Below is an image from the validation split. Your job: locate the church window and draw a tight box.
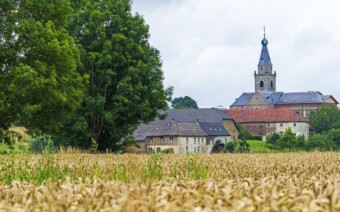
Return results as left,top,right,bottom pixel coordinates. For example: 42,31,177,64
270,81,273,88
260,81,264,88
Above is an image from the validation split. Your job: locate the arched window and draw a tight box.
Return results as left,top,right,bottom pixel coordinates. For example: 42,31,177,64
270,81,273,88
260,81,264,88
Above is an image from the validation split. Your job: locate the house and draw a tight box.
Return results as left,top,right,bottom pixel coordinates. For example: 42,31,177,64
224,108,310,140
132,108,238,154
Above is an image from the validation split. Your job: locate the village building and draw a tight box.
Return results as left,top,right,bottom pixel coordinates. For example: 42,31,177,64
132,108,238,154
230,30,338,117
224,108,310,140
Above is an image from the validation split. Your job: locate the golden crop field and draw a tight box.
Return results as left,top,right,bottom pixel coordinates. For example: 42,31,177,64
1,152,340,211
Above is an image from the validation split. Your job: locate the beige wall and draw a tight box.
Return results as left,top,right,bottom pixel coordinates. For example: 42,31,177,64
274,122,309,137
178,136,207,154
221,120,239,141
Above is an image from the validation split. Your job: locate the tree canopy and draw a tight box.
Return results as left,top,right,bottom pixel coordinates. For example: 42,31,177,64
0,0,87,135
309,104,340,134
56,0,168,150
171,96,198,109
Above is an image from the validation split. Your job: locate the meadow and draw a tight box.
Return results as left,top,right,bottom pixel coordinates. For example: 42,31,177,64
1,152,340,211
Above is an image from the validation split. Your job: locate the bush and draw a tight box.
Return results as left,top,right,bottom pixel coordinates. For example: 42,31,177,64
266,132,281,146
305,133,335,151
28,135,56,154
224,140,236,153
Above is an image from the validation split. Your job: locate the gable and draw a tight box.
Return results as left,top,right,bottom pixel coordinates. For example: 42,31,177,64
247,92,269,107
323,96,339,104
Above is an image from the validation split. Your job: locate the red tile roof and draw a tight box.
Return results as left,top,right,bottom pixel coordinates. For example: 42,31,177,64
223,108,309,123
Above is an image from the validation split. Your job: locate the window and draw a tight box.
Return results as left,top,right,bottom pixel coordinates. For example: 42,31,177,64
202,137,205,144
148,147,153,154
156,147,161,153
247,126,250,128
294,123,297,127
170,137,173,144
198,146,200,152
194,138,196,144
280,123,283,127
186,146,189,153
260,81,264,88
160,137,164,144
198,138,200,145
194,147,197,153
270,81,273,89
267,123,270,127
186,137,189,144
149,137,153,143
296,111,300,115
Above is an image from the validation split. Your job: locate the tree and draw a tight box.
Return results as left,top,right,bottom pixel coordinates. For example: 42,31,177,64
58,0,168,150
0,0,86,135
309,104,340,134
171,96,198,109
236,123,250,142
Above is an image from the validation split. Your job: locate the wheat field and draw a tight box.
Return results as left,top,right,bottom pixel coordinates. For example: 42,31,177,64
0,152,340,211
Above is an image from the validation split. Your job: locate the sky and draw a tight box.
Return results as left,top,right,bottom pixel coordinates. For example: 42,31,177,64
132,0,340,108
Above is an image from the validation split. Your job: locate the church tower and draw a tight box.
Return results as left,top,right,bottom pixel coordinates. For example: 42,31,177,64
254,28,276,92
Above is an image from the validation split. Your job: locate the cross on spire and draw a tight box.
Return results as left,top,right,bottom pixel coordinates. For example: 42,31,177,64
264,26,266,38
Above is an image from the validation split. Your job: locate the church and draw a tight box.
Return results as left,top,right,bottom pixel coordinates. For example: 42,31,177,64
230,31,338,117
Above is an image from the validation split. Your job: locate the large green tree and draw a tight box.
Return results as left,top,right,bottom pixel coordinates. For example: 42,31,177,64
309,104,340,134
171,96,198,109
58,0,168,150
0,0,86,135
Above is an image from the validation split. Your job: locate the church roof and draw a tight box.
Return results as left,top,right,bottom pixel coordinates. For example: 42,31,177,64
258,36,272,66
231,91,338,107
224,108,309,123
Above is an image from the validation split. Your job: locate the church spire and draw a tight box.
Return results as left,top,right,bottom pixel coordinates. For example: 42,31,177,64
258,27,272,66
254,28,276,92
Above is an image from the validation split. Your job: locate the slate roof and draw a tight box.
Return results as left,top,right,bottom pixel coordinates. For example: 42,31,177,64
199,122,231,136
133,109,232,141
231,91,338,106
224,108,309,123
161,108,233,122
258,38,272,65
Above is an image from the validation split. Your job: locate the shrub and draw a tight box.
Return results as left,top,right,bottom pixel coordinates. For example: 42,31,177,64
28,135,56,154
224,140,236,153
266,132,281,146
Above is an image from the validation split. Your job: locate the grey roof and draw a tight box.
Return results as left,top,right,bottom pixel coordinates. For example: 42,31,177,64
231,91,336,106
231,93,253,106
199,122,231,136
133,108,233,141
162,108,233,122
258,37,272,65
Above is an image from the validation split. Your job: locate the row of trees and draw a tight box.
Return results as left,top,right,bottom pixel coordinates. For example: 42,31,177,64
0,0,169,151
267,104,340,151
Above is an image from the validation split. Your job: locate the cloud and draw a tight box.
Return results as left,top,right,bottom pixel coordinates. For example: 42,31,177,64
132,0,340,108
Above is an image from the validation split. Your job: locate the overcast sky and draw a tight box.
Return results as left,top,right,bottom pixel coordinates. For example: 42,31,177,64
132,0,340,108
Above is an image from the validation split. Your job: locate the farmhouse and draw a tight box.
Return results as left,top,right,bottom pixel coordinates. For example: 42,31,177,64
224,108,309,140
133,108,238,154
